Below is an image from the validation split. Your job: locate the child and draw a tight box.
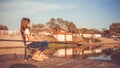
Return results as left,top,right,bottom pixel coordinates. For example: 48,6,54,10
20,18,49,61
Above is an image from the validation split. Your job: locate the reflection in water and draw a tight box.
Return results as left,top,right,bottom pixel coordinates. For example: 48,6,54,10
87,55,111,61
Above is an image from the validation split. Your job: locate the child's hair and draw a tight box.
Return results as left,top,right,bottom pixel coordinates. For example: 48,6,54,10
20,18,30,43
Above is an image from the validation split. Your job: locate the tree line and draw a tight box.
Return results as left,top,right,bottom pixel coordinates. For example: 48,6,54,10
32,18,120,38
0,18,120,38
102,22,120,38
32,18,101,34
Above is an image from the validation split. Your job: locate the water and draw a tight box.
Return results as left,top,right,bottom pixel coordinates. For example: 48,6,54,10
87,54,111,61
87,47,120,61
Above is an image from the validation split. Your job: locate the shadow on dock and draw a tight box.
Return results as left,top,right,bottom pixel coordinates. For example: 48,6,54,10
9,63,38,68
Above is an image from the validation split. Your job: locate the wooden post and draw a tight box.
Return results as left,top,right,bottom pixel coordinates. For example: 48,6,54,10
65,33,67,58
24,42,27,60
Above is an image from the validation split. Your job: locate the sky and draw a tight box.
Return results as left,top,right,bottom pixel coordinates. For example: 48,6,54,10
0,0,120,31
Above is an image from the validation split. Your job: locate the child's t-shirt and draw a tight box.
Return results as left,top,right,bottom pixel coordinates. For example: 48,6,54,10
24,28,32,44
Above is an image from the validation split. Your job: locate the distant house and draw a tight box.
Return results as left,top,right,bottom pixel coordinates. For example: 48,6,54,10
53,30,72,42
66,32,72,41
83,34,92,38
73,33,102,38
39,27,53,35
39,30,52,35
94,34,102,38
83,34,102,38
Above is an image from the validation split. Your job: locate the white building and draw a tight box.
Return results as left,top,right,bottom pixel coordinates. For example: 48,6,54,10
94,34,102,38
73,33,102,38
83,34,93,38
53,31,72,42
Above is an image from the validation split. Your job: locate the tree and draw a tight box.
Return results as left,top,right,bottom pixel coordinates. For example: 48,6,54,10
32,24,44,28
0,24,8,30
102,28,110,38
79,28,101,34
47,18,61,31
78,28,87,33
54,24,62,31
109,22,120,36
86,29,101,34
47,18,80,33
31,23,44,33
67,22,78,33
57,18,63,23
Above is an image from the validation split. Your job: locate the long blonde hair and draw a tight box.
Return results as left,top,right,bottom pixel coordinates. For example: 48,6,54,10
20,18,30,43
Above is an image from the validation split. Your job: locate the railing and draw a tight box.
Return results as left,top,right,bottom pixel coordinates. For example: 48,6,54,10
0,39,77,59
